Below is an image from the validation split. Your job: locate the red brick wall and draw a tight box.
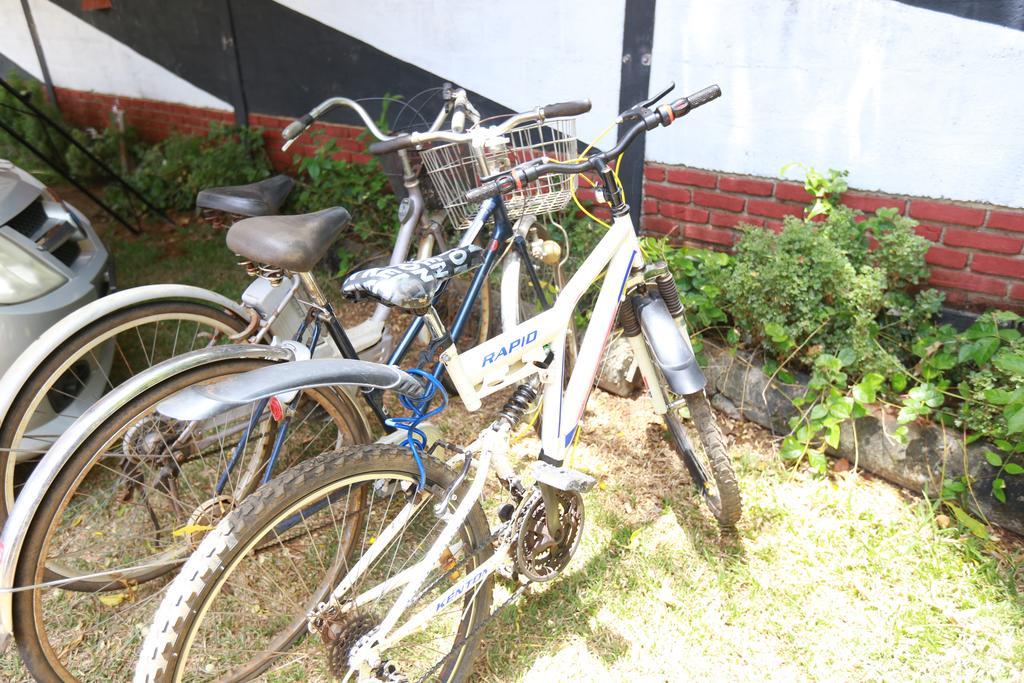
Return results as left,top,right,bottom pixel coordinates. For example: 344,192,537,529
641,163,1024,312
54,89,371,169
53,89,1022,312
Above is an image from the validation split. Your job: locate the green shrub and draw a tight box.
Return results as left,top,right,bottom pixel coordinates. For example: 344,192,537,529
105,122,271,214
0,72,69,181
287,132,398,253
656,167,1023,512
724,204,935,375
66,123,139,181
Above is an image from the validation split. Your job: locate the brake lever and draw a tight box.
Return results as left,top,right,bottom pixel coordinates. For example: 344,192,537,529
618,82,676,122
642,82,675,108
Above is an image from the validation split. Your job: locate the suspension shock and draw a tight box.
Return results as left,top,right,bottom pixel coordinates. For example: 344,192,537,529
618,298,642,337
497,383,538,429
654,270,685,318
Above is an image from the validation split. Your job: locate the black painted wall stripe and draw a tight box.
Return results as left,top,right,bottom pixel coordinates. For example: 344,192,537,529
49,0,511,130
894,0,1024,31
616,0,657,229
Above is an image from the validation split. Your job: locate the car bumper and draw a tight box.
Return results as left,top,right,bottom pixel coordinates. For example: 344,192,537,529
0,211,113,375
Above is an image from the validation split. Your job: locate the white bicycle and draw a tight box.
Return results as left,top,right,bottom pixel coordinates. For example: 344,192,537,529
133,82,740,682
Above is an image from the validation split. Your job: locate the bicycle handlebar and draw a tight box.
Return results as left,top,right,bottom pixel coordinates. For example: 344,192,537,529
365,98,592,155
464,85,720,203
539,99,592,119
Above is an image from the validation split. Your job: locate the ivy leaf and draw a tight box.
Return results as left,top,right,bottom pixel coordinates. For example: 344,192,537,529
942,478,966,496
945,503,989,539
958,337,1001,366
825,423,841,449
807,449,828,473
992,478,1007,504
780,436,804,461
1004,463,1024,475
984,388,1014,406
993,351,1024,377
830,399,853,421
983,450,1003,467
1006,403,1024,435
890,374,908,393
837,347,857,367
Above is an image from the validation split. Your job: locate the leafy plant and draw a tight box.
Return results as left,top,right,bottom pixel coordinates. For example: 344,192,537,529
655,165,1023,516
287,131,399,258
781,164,849,219
105,122,271,214
0,72,70,182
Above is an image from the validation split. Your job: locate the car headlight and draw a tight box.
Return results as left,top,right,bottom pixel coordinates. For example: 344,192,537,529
0,233,67,304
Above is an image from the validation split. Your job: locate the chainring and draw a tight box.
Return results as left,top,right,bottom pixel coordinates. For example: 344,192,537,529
514,488,584,582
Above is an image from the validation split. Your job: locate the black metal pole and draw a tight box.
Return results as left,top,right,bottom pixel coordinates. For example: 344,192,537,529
0,117,140,234
617,0,657,230
223,0,250,127
0,77,175,228
20,0,57,108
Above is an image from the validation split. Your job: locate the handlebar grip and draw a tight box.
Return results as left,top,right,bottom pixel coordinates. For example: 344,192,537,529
282,113,314,140
687,85,721,109
671,85,722,118
540,99,592,119
367,134,416,156
465,181,502,203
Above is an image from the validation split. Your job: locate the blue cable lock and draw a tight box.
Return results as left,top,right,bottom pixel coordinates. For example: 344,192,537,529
385,368,448,490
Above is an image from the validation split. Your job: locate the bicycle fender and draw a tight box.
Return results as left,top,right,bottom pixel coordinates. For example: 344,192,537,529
0,285,248,433
0,343,293,641
156,359,425,422
634,295,706,396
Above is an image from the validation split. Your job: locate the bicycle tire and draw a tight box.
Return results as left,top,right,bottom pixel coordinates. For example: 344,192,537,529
0,299,248,526
135,445,492,682
12,357,369,682
664,391,742,527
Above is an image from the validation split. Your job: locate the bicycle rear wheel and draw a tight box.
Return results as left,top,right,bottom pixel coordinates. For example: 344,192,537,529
12,358,368,682
135,445,492,682
0,299,248,525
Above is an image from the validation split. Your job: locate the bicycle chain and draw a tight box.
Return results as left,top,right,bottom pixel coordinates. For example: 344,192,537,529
414,583,528,683
407,495,541,682
340,490,545,680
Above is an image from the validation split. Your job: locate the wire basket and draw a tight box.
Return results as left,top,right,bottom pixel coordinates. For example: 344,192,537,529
420,118,579,229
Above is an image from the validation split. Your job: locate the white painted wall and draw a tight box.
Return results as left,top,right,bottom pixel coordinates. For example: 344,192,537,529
273,0,627,146
649,0,1024,208
2,0,1020,207
0,0,229,110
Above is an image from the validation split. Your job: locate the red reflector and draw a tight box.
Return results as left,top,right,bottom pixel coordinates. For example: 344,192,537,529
269,396,284,421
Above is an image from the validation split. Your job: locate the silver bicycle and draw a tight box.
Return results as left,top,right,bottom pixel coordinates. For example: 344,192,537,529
0,89,592,681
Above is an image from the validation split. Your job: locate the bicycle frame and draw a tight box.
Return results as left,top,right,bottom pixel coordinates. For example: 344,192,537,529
444,206,642,464
339,200,646,675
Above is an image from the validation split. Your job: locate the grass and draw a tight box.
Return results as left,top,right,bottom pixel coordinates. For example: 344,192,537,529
465,389,1024,682
2,198,1022,680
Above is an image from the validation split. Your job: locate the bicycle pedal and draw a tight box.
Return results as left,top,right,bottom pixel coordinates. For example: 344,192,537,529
532,461,596,493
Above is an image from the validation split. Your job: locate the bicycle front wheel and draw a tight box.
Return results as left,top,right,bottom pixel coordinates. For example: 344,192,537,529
0,299,248,524
664,391,742,527
136,445,493,683
12,358,368,682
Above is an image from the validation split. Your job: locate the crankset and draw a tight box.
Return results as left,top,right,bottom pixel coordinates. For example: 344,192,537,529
514,488,585,582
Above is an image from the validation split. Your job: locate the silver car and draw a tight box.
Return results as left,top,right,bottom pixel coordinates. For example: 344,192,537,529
0,159,114,375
